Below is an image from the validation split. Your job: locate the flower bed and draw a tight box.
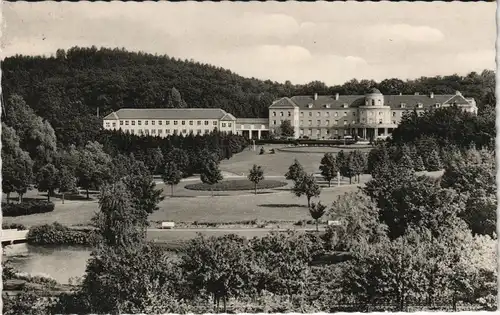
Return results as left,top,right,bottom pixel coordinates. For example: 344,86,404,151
184,179,287,191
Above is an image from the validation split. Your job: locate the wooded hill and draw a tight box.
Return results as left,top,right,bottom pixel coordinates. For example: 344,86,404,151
2,46,496,147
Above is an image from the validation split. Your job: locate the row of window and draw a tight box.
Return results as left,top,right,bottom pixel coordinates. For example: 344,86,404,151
122,129,214,135
299,129,339,136
272,109,425,118
106,121,232,128
275,119,400,126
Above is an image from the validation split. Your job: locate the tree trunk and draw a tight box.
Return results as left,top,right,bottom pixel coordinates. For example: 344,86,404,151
255,182,257,195
349,176,352,184
307,196,311,208
211,186,214,197
6,193,10,204
328,179,331,187
86,188,90,199
171,184,174,197
62,192,65,204
223,294,227,313
213,292,217,313
47,190,51,202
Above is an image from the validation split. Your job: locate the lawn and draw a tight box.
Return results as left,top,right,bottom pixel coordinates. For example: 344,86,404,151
219,144,370,176
2,182,363,228
184,179,287,191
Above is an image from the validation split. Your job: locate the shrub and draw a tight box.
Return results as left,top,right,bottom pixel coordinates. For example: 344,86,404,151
2,201,55,217
2,223,27,230
27,222,93,246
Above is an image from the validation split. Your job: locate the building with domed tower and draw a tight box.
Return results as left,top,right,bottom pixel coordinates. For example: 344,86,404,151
102,89,477,141
268,88,477,140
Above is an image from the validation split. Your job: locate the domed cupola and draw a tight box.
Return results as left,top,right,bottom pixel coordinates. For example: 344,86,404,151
365,87,384,106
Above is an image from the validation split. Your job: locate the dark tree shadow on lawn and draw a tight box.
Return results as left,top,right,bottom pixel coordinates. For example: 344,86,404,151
258,203,307,208
271,188,292,192
7,196,46,202
53,193,96,201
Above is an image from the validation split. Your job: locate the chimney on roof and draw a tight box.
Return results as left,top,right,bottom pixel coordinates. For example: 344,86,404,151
314,93,318,100
335,93,339,100
455,90,462,96
430,92,434,99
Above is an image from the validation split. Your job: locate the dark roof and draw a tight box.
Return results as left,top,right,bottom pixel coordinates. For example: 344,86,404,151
103,108,234,120
274,93,473,110
269,97,298,108
368,88,382,94
236,118,269,124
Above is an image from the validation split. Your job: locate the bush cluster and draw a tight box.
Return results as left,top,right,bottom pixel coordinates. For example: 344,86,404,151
2,201,55,217
2,223,27,230
27,222,93,246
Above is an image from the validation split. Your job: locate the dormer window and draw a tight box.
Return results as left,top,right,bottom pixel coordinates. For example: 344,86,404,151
307,103,313,108
400,103,406,109
435,103,441,108
324,104,331,108
343,103,349,108
417,103,423,108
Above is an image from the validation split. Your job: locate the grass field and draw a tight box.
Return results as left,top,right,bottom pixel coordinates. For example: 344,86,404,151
219,144,370,176
2,182,363,228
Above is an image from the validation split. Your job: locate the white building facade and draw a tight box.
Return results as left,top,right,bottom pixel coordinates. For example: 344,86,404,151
102,108,236,137
102,90,477,141
269,89,478,140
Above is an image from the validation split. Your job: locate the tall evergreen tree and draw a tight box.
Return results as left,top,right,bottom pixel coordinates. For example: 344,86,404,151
200,159,223,196
285,159,305,183
426,149,442,172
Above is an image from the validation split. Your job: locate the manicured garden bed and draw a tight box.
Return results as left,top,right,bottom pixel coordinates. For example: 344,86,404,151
184,179,288,191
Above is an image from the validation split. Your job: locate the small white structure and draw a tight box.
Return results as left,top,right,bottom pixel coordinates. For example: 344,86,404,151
327,220,342,226
161,222,175,229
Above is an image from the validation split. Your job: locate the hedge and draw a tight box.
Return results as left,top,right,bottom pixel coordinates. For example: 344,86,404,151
255,139,357,146
27,223,93,246
2,223,27,230
2,201,55,217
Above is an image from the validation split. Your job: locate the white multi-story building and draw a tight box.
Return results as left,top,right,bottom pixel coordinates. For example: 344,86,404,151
269,89,478,139
102,108,236,136
103,89,477,140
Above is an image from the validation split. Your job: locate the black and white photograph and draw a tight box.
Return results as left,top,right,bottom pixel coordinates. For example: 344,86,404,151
1,1,497,314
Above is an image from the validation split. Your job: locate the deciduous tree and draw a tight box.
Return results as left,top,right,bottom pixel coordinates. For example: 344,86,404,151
292,173,321,208
319,153,338,187
309,201,327,232
35,163,59,201
162,161,182,196
57,166,77,204
248,164,265,195
181,234,253,313
280,120,295,137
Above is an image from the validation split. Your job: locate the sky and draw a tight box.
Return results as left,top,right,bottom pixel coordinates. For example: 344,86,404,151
1,2,496,85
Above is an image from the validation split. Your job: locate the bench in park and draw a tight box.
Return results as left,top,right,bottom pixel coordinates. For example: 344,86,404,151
160,222,175,229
